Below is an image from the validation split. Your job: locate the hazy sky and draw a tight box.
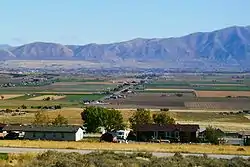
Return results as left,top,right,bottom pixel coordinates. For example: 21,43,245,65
0,0,249,45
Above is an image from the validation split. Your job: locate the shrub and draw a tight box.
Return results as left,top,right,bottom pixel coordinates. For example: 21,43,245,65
174,152,183,158
237,148,245,151
135,152,153,159
5,109,13,113
160,108,169,111
175,93,183,97
0,153,8,160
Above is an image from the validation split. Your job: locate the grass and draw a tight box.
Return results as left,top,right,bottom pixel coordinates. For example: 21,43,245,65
0,153,8,160
173,112,250,123
145,79,250,91
0,107,84,124
0,94,24,100
27,95,66,101
0,140,250,155
0,108,249,127
10,95,33,100
55,78,106,82
0,99,79,109
64,94,104,102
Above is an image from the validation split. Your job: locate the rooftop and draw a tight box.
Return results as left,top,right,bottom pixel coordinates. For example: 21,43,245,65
3,125,84,133
136,124,200,132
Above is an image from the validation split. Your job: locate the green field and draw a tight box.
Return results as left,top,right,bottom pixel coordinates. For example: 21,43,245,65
64,94,104,101
144,79,250,91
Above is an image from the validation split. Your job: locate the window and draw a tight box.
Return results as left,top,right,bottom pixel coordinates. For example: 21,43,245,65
61,133,64,138
33,133,36,137
175,131,179,138
43,133,46,138
53,133,56,138
165,132,170,138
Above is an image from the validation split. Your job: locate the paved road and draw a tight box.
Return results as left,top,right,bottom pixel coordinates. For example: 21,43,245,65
96,84,134,102
0,147,249,159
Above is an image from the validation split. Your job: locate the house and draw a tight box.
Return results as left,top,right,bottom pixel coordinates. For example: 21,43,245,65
3,125,85,141
22,125,85,141
135,124,200,143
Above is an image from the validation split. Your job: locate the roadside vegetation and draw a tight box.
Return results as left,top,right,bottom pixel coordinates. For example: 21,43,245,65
0,151,250,167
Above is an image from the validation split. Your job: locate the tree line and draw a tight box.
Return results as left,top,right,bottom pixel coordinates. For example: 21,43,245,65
32,111,68,126
81,107,175,133
81,106,221,144
31,106,221,144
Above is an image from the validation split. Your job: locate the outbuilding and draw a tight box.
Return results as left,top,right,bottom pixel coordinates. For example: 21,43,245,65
22,125,85,141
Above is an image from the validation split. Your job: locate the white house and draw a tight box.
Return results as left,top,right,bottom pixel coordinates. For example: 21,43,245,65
2,125,85,141
22,125,85,141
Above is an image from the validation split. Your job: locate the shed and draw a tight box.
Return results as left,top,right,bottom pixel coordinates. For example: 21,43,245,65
22,125,85,141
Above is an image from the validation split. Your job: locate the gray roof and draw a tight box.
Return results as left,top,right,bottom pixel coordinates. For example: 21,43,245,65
3,125,83,133
136,124,200,132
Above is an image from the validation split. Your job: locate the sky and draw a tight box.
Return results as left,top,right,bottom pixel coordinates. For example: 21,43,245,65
0,0,249,46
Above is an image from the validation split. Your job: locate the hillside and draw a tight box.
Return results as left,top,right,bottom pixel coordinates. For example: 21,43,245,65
1,26,250,69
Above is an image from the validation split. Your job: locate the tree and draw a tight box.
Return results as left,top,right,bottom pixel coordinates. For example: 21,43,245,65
81,106,125,133
153,112,175,125
81,106,105,132
103,108,125,131
21,104,27,109
33,111,50,125
129,108,152,131
43,97,51,101
204,126,223,144
52,114,68,125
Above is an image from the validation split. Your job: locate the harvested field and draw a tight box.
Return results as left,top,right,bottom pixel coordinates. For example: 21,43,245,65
185,102,250,110
178,121,250,131
145,88,194,92
28,95,66,101
106,93,187,108
0,94,24,100
195,91,250,97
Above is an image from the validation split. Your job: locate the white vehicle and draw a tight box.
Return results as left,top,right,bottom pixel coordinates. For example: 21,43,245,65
116,130,130,140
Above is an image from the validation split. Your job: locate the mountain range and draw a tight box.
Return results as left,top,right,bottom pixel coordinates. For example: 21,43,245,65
1,26,250,69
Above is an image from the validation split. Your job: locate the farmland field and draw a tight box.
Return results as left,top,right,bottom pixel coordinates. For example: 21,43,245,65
0,94,24,100
145,88,195,92
64,94,104,101
185,101,250,110
195,91,250,97
27,95,66,101
1,72,250,133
